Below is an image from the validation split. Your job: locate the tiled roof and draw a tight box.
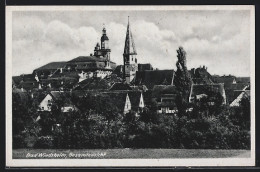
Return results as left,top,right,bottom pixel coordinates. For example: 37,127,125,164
230,90,250,106
226,83,249,90
236,77,250,83
134,70,175,89
112,65,124,78
189,67,214,84
130,85,148,92
50,69,79,79
189,84,226,102
75,78,111,90
152,85,177,98
49,91,74,107
138,63,153,71
34,62,66,71
109,82,132,91
68,56,107,63
225,84,250,104
212,76,236,87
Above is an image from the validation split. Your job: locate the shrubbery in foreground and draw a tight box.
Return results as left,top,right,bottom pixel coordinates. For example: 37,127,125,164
12,92,250,149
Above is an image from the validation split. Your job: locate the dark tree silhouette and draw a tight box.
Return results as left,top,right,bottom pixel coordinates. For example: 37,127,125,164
173,47,192,115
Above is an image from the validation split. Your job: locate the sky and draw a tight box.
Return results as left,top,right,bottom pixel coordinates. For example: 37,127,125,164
12,9,251,76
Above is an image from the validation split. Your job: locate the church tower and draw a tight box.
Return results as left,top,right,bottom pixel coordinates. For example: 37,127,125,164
94,26,111,68
123,17,138,84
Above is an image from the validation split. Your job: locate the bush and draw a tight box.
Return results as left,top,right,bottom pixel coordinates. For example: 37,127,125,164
34,136,54,149
13,134,26,149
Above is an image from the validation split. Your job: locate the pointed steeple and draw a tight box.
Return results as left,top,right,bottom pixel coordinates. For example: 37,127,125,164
124,16,137,55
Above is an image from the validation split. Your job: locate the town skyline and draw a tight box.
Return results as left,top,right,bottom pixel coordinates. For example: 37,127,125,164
12,10,251,77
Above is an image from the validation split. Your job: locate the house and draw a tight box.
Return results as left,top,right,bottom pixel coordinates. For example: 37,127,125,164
189,66,214,84
127,91,145,113
38,91,78,112
227,85,250,107
33,61,67,80
73,77,112,91
189,84,226,105
230,90,250,107
101,91,145,114
12,74,39,91
151,85,178,114
157,94,178,114
65,27,116,79
212,75,237,88
130,85,148,92
236,77,250,84
134,70,175,89
225,84,250,104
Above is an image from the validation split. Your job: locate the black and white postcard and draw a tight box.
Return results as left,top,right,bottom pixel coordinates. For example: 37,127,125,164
6,5,255,167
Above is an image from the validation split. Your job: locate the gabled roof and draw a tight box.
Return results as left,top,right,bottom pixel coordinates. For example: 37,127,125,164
109,82,132,91
230,90,250,106
49,91,74,107
189,84,225,102
134,70,175,89
225,84,250,104
34,62,66,71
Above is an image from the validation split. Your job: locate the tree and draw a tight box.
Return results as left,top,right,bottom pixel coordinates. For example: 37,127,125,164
172,47,193,147
173,47,193,115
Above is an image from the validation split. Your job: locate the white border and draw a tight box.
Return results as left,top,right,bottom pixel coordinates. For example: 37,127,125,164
6,5,255,167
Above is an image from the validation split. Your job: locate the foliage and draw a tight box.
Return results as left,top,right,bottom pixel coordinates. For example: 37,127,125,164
173,47,192,115
13,89,250,149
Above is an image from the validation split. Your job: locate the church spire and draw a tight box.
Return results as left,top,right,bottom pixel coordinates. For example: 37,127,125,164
123,16,137,55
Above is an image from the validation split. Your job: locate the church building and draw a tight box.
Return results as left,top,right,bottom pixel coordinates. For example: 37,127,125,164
66,26,116,80
123,17,138,84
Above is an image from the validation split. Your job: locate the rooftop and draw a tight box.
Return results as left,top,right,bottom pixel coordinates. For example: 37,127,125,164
34,62,66,71
134,70,175,89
